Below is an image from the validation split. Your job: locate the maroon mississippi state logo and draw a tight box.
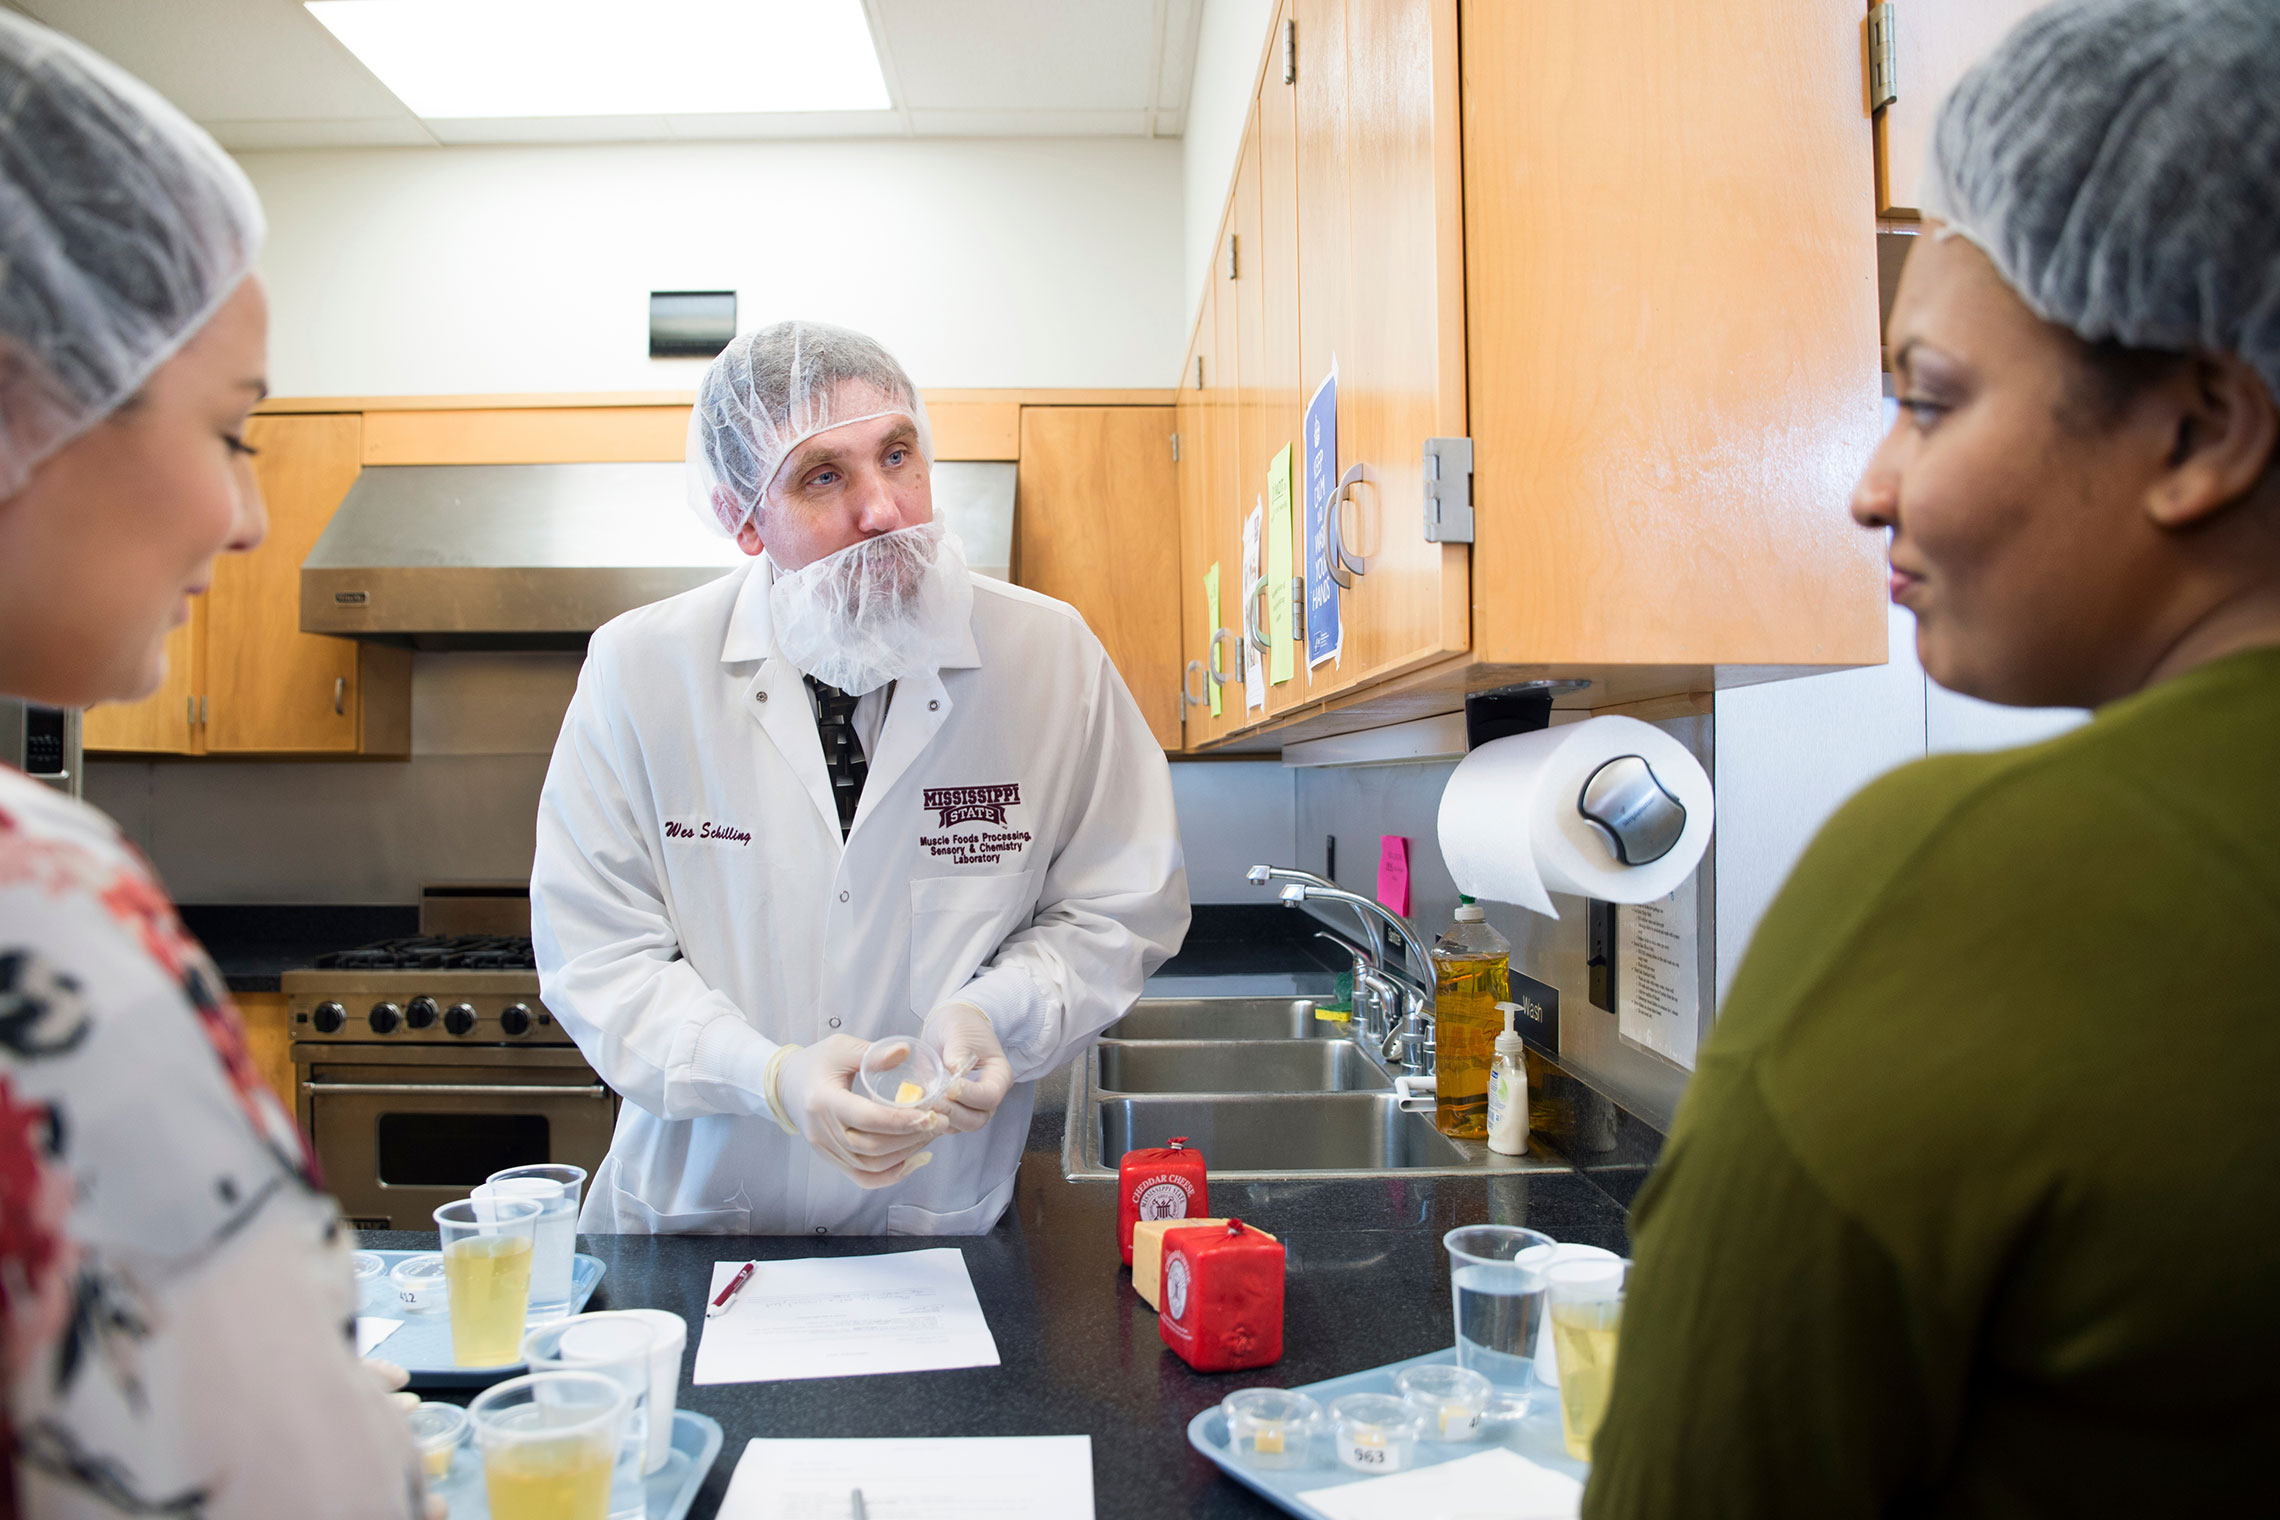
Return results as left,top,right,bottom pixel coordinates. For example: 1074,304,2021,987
924,783,1021,830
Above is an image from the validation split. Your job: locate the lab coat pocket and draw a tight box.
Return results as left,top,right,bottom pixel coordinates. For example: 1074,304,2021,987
908,871,1038,1017
884,1172,1018,1237
604,1184,752,1237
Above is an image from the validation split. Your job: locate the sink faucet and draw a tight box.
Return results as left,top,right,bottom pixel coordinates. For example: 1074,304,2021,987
1245,864,1384,964
1270,878,1437,1079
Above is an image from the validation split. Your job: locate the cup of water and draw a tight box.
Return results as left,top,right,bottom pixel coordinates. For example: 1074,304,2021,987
523,1315,660,1520
479,1167,582,1322
1443,1225,1556,1388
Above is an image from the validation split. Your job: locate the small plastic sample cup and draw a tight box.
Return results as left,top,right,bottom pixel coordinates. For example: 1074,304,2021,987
351,1251,388,1313
858,1037,951,1108
405,1400,468,1482
392,1253,449,1314
1220,1388,1321,1470
1394,1363,1495,1443
434,1196,542,1367
468,1370,628,1520
1327,1393,1421,1474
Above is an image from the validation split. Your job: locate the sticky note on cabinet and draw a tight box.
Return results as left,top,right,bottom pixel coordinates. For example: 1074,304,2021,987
1267,445,1295,685
1132,1217,1228,1309
1378,835,1410,917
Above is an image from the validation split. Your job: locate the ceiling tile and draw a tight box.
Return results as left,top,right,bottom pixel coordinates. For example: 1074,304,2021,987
874,0,1156,113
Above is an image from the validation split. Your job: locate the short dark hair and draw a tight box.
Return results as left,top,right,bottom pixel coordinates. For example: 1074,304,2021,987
2055,333,2190,435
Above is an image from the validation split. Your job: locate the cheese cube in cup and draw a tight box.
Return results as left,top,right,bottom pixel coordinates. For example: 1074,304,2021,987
859,1038,951,1107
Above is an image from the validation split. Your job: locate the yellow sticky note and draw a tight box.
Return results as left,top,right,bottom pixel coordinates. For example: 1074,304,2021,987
1203,562,1223,718
1267,446,1295,685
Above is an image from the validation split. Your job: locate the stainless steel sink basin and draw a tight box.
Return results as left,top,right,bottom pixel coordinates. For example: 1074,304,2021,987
1102,997,1338,1041
1092,1094,1465,1173
1095,1039,1391,1094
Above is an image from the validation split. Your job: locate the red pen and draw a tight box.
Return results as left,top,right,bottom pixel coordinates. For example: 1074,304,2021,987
707,1260,757,1318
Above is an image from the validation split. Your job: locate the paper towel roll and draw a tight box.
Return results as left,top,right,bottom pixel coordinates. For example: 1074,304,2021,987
1436,715,1713,918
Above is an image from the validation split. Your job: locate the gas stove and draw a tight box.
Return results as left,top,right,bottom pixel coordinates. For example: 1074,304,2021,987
312,934,538,972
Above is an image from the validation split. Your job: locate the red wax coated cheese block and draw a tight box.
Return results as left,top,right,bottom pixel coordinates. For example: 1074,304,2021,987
1158,1219,1284,1373
1118,1135,1208,1265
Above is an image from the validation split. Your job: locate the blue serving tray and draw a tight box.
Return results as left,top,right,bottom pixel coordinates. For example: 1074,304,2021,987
436,1409,723,1520
362,1249,607,1388
1185,1347,1587,1520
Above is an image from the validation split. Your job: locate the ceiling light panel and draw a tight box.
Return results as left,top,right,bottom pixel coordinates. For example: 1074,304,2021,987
305,0,890,118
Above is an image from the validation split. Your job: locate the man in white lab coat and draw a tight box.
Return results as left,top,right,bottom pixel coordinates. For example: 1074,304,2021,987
532,321,1189,1235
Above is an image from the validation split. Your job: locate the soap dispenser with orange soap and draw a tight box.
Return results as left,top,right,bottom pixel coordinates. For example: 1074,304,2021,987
1429,897,1509,1140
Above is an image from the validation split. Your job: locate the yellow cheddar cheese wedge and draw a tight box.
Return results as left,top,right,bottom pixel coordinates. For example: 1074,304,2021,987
895,1081,924,1105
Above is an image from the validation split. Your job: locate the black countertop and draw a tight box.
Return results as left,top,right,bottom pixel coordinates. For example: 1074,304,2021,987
369,1054,1644,1518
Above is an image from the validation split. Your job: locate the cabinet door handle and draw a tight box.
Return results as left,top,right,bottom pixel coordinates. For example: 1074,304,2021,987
1330,465,1372,587
1245,575,1273,654
333,676,346,715
1207,628,1240,686
1182,660,1207,709
301,1082,609,1099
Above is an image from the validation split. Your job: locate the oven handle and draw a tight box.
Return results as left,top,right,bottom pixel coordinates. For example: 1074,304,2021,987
302,1082,609,1098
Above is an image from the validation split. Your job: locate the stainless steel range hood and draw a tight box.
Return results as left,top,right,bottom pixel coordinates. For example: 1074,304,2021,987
301,460,1017,650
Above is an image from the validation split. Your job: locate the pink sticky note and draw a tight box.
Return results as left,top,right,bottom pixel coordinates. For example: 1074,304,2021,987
1377,834,1411,918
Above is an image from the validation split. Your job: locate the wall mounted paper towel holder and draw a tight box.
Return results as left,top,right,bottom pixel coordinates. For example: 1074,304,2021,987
1464,680,1590,749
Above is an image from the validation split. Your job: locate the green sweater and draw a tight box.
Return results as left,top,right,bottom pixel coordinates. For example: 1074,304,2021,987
1584,647,2280,1519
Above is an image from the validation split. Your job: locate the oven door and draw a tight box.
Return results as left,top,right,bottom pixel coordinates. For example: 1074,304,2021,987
298,1044,617,1231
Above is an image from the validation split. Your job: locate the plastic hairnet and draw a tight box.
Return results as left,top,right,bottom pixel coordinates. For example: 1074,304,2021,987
0,12,265,500
1923,0,2280,402
686,320,933,537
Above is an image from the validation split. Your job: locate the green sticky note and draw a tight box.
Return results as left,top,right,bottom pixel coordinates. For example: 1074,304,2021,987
1267,444,1295,685
1203,562,1223,717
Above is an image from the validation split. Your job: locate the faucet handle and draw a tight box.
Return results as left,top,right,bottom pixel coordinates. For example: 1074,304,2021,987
1246,864,1274,885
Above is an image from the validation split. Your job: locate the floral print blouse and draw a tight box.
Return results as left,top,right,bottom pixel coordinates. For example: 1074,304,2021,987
0,769,418,1518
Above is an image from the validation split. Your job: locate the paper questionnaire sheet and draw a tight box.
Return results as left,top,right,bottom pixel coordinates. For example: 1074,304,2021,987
692,1248,1001,1385
718,1436,1094,1519
1299,1447,1581,1519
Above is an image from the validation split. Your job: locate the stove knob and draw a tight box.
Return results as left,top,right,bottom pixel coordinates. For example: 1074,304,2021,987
405,996,439,1030
312,1001,346,1035
368,1001,402,1035
500,1003,532,1037
444,1003,477,1037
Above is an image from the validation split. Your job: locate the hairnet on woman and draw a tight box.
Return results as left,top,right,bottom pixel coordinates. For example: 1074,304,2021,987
0,12,421,1515
1584,3,2280,1516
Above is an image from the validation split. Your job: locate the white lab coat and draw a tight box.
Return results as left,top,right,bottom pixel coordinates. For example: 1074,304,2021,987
531,559,1189,1236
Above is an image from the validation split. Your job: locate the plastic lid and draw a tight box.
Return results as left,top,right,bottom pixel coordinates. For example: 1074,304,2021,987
1454,902,1485,922
406,1400,468,1450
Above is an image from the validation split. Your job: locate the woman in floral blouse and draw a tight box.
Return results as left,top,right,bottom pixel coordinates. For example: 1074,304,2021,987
0,13,420,1516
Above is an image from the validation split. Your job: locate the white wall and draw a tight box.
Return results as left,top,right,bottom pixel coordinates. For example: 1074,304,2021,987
1180,0,1276,324
239,136,1186,397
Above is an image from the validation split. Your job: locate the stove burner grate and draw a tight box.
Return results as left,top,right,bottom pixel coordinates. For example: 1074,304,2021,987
312,935,537,972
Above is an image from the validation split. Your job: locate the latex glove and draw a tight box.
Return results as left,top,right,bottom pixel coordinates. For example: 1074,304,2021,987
921,1002,1015,1134
768,1035,946,1187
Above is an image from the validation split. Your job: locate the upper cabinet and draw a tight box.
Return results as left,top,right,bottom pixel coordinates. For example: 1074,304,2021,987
83,412,412,757
1178,0,1891,748
1871,0,2047,218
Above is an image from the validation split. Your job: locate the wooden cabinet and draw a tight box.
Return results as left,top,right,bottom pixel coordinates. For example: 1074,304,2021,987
1178,285,1244,748
234,990,295,1110
1871,0,2044,217
1175,0,1889,749
83,412,411,757
1015,407,1182,749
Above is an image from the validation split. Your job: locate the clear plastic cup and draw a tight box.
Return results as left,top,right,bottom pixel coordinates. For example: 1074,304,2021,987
1328,1393,1421,1474
434,1196,541,1367
476,1176,575,1321
1394,1363,1495,1444
392,1253,449,1314
567,1308,687,1475
1443,1225,1556,1388
523,1316,657,1520
1522,1242,1620,1387
351,1251,388,1314
858,1037,952,1107
1220,1388,1321,1470
405,1400,469,1483
1545,1257,1628,1462
468,1370,628,1520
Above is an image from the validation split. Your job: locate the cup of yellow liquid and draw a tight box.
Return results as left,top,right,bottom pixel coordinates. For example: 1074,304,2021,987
468,1370,628,1520
434,1196,542,1367
1545,1257,1628,1462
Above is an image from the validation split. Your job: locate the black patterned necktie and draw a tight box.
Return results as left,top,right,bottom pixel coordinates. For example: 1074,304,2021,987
806,677,868,839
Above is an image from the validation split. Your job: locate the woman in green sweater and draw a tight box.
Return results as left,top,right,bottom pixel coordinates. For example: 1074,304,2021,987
1584,2,2280,1516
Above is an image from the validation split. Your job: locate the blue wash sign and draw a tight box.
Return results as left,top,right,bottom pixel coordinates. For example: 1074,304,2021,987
1303,362,1342,668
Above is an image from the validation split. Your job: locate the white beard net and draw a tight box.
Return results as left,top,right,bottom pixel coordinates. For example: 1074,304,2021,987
767,522,975,697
